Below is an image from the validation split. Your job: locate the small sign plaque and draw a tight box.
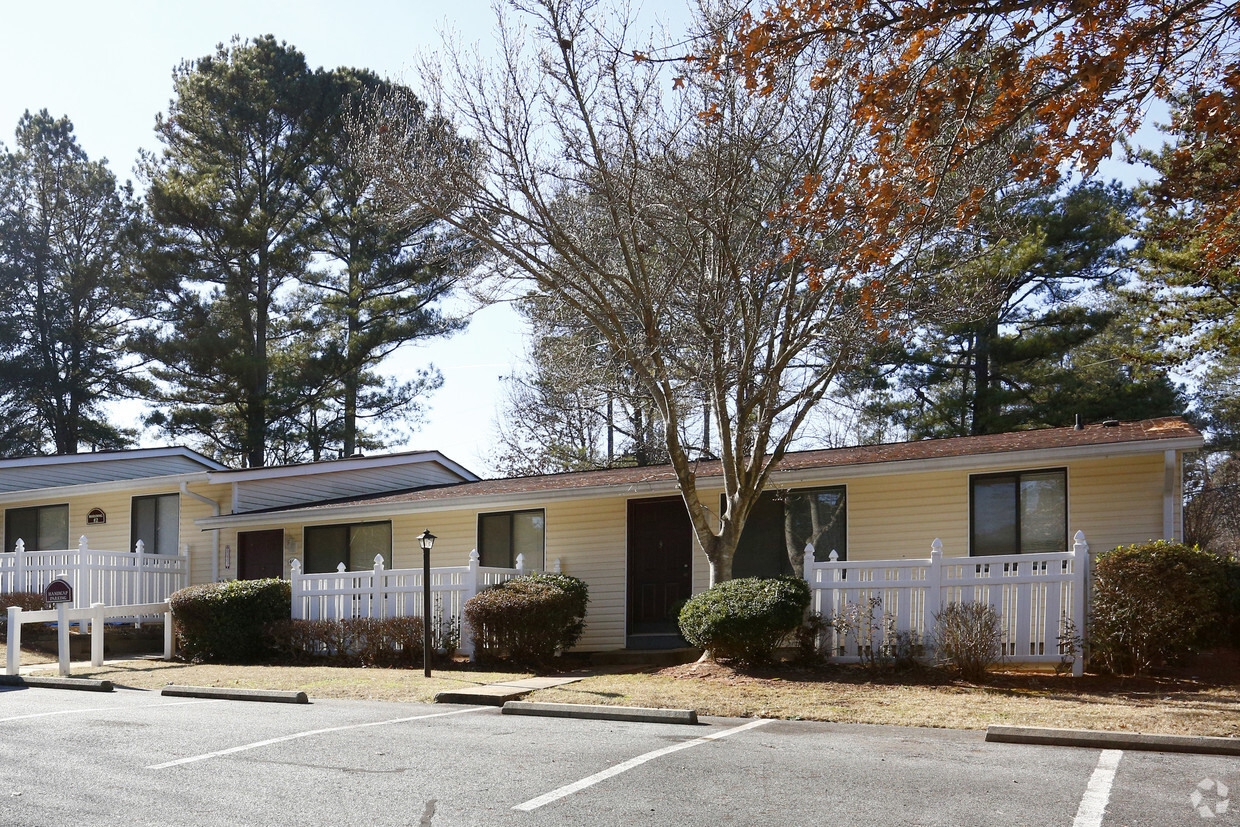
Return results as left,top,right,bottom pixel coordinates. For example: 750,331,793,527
86,508,106,525
44,578,73,605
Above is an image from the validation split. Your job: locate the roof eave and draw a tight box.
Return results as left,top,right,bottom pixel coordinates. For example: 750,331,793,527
194,435,1202,530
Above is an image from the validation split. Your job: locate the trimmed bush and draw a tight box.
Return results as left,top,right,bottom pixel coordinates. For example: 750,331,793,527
0,591,46,633
1219,555,1240,648
464,572,589,667
266,616,426,666
1090,541,1225,675
933,601,1003,681
169,578,291,663
677,576,810,665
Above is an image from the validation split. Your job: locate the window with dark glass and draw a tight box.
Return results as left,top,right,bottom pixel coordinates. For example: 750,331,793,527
970,469,1067,556
731,486,847,579
131,494,180,556
478,510,545,569
4,504,69,553
304,521,392,573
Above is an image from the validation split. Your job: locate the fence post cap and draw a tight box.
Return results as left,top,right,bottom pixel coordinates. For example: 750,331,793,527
515,553,525,571
931,538,944,555
828,549,838,562
290,558,302,574
468,548,480,564
374,554,385,567
14,538,23,553
135,539,145,554
1073,529,1087,542
336,562,347,573
552,557,562,574
79,535,89,550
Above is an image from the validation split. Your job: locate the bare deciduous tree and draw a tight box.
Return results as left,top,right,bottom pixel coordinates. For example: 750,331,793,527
352,0,981,583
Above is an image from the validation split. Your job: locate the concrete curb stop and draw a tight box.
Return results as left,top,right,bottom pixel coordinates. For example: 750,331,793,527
502,700,698,724
0,674,114,692
161,684,309,704
986,725,1240,756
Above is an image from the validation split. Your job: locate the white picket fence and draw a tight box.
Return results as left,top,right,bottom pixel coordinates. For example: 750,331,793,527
0,536,190,611
804,531,1090,676
290,550,559,659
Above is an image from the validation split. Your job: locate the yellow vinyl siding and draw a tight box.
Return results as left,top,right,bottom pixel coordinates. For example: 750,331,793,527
198,445,1184,653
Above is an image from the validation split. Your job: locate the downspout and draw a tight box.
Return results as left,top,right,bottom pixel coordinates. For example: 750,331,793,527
181,483,222,582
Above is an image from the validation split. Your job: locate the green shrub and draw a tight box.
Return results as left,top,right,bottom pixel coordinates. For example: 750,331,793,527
1219,556,1240,648
169,578,291,663
677,576,810,665
1090,541,1225,675
0,592,46,633
464,572,589,667
933,601,1004,681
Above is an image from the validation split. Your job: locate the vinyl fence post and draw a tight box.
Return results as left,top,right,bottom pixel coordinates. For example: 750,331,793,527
372,555,386,620
90,602,105,667
77,536,90,632
6,606,20,676
1072,531,1089,678
14,538,26,593
57,601,70,677
925,539,943,648
163,600,174,660
134,539,146,618
460,549,480,661
515,553,525,575
289,559,303,620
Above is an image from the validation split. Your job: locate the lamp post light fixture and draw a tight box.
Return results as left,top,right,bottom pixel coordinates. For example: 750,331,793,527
418,529,437,678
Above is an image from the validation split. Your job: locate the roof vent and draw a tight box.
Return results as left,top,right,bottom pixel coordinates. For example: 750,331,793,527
1074,414,1083,431
1102,419,1120,427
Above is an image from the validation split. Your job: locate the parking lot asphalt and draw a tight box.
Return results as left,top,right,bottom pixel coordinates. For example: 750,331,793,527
2,685,1236,826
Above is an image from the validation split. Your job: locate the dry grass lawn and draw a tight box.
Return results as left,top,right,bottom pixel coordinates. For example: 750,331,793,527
0,642,56,666
532,660,1240,737
6,641,1238,737
11,651,529,703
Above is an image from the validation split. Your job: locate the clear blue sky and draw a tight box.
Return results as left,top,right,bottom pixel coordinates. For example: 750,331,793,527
0,0,689,475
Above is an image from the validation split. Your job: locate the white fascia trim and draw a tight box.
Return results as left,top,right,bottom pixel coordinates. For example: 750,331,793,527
0,446,226,471
206,451,478,483
761,436,1204,489
194,436,1201,530
0,472,213,506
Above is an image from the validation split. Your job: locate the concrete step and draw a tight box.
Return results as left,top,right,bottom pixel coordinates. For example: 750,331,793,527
583,647,701,667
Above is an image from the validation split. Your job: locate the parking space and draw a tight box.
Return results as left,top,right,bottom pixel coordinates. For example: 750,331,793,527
1,686,1236,825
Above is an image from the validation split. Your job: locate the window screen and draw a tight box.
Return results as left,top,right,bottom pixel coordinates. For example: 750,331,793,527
131,494,180,555
478,510,545,569
970,469,1067,556
732,486,847,578
5,504,69,553
303,522,392,573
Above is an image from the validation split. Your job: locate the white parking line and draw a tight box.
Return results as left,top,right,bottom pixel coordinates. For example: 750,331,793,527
1072,749,1123,827
514,718,772,812
0,699,224,723
146,705,491,769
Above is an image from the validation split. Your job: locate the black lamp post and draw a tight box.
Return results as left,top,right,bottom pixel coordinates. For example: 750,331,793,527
419,529,436,678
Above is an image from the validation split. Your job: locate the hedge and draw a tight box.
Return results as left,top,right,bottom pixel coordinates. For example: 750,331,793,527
0,591,45,633
1090,541,1226,675
464,572,589,667
168,578,291,662
678,576,810,664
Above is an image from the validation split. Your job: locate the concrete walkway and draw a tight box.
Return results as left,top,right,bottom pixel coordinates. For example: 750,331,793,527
434,675,581,705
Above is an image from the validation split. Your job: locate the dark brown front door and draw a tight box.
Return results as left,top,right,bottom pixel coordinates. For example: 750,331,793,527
627,497,693,641
237,529,284,580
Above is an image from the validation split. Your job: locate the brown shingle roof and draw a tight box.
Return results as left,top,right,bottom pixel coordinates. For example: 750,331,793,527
255,417,1199,515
